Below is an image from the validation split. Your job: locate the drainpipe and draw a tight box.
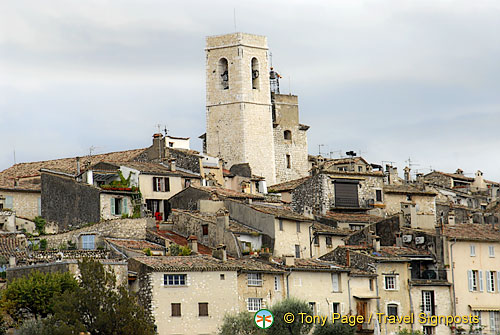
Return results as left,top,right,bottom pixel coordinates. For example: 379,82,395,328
450,237,457,335
408,278,414,334
309,224,314,258
285,269,292,298
347,275,352,314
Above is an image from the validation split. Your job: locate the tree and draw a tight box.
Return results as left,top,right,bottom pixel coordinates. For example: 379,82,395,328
46,258,156,335
313,320,355,335
267,298,314,335
219,311,264,335
0,271,77,323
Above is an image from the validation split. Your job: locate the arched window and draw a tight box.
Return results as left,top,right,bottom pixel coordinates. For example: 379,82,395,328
284,130,292,140
251,57,259,90
218,58,229,90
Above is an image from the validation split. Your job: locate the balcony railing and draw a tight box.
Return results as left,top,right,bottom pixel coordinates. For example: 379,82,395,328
411,269,447,281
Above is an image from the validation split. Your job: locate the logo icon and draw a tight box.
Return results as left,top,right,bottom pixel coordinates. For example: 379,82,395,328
254,309,274,329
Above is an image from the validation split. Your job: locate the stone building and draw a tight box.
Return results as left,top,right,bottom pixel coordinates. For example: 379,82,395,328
205,32,309,187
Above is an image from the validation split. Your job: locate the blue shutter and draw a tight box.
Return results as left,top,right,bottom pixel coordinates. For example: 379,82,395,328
5,196,13,210
110,198,115,215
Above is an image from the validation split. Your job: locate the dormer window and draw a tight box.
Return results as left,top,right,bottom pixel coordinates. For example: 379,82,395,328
218,58,229,90
251,57,259,89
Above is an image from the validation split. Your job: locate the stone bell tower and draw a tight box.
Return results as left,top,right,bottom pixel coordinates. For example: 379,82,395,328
205,32,276,185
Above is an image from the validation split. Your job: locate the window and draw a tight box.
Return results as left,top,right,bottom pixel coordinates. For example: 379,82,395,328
489,246,495,257
387,304,398,317
274,276,281,291
406,195,412,201
326,236,332,247
313,235,319,246
247,298,262,312
198,302,208,317
308,302,317,315
202,224,209,236
164,274,186,286
358,166,363,172
284,130,292,140
332,303,341,314
421,291,435,316
153,177,170,192
81,235,95,250
376,189,383,202
111,198,123,215
468,270,483,292
384,275,397,290
220,274,225,280
168,142,174,147
251,57,260,89
295,245,301,258
248,273,262,286
171,303,181,317
296,222,301,232
4,196,13,210
470,245,476,257
184,179,191,188
332,273,340,292
334,180,359,208
286,154,291,169
279,219,283,231
219,58,229,90
369,279,374,291
473,311,482,333
423,326,434,335
486,271,496,292
490,311,499,334
349,224,364,231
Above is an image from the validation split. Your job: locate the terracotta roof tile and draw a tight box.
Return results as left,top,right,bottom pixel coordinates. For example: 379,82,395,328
106,238,165,251
383,185,436,196
189,184,265,200
322,212,383,223
444,224,500,242
250,205,312,221
268,176,311,192
151,229,213,255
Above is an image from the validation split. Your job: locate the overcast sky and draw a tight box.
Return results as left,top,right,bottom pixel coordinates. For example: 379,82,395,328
1,0,499,181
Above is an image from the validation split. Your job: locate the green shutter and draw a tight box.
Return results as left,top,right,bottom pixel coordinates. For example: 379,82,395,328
110,198,115,215
123,198,128,215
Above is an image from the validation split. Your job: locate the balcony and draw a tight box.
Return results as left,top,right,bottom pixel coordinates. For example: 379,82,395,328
411,269,448,284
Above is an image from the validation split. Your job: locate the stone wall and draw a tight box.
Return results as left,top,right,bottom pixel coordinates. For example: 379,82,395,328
169,187,210,211
43,218,150,249
0,190,40,220
165,148,200,174
291,173,329,215
424,172,452,188
41,172,100,230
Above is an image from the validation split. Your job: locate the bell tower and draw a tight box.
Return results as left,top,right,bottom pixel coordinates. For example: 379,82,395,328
205,33,276,185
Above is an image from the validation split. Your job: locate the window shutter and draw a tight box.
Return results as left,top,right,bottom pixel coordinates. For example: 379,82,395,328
486,271,492,292
468,270,473,292
153,178,157,192
498,272,500,292
165,178,170,192
110,198,115,215
341,303,345,313
479,271,484,292
396,275,400,290
332,273,339,292
5,196,13,210
123,198,128,215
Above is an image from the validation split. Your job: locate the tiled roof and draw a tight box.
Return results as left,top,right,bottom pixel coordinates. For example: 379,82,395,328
0,234,27,259
327,245,431,261
323,157,369,166
383,185,437,196
0,148,146,191
272,257,347,271
106,238,165,251
250,205,312,221
426,171,474,182
132,255,240,271
268,176,311,192
322,212,383,223
312,223,352,236
151,229,213,255
444,224,500,242
189,184,265,200
107,161,200,178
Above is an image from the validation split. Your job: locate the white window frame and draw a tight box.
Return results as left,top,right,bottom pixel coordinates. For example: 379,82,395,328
247,298,262,312
470,244,476,257
248,273,263,287
164,274,187,286
387,303,399,317
384,275,398,290
490,311,499,334
469,270,484,292
489,246,495,258
486,271,496,292
422,291,434,316
332,273,341,292
274,276,281,291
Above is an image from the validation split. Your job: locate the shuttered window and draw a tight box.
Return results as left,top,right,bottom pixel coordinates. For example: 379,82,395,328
198,303,208,316
334,181,359,207
171,303,181,317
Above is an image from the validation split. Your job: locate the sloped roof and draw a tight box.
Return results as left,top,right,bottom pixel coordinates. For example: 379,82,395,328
189,184,265,200
322,212,383,224
383,185,437,196
268,176,311,192
106,238,165,251
425,171,474,182
250,204,312,222
311,223,352,236
444,224,500,242
0,148,147,191
150,229,213,255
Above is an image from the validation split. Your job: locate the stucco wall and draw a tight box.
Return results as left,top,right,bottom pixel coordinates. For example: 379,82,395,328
237,272,285,311
273,218,312,258
138,174,184,201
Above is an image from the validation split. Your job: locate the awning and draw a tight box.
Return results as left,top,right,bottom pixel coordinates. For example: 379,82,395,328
469,305,500,311
354,295,380,300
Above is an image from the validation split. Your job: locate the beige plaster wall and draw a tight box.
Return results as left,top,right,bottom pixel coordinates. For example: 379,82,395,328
273,218,311,257
237,272,285,312
0,190,40,220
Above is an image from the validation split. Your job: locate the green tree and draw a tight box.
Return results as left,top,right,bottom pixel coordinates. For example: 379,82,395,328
0,271,77,323
267,298,314,335
218,311,264,335
312,320,355,335
46,258,155,335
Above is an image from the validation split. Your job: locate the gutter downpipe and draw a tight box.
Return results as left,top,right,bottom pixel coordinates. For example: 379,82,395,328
408,278,414,334
286,269,292,298
347,275,352,314
450,237,457,335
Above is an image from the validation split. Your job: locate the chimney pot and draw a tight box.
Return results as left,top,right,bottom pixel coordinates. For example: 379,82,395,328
187,235,198,253
284,255,295,267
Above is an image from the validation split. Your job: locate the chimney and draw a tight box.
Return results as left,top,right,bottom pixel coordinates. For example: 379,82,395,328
152,133,165,160
213,244,227,262
9,256,16,267
216,209,230,229
76,157,81,175
187,235,198,253
170,159,176,172
346,250,350,267
456,168,463,175
372,236,381,252
284,255,295,267
395,234,403,247
404,166,411,183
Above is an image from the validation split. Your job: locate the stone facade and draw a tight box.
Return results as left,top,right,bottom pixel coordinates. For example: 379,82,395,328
272,93,309,184
237,271,285,312
206,33,276,185
0,189,40,220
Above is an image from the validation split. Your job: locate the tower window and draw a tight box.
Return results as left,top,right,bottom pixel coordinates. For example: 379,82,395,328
286,154,291,169
218,58,229,90
284,130,292,140
251,57,259,89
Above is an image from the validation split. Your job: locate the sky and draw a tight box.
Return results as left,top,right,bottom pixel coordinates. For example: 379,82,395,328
1,0,500,181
